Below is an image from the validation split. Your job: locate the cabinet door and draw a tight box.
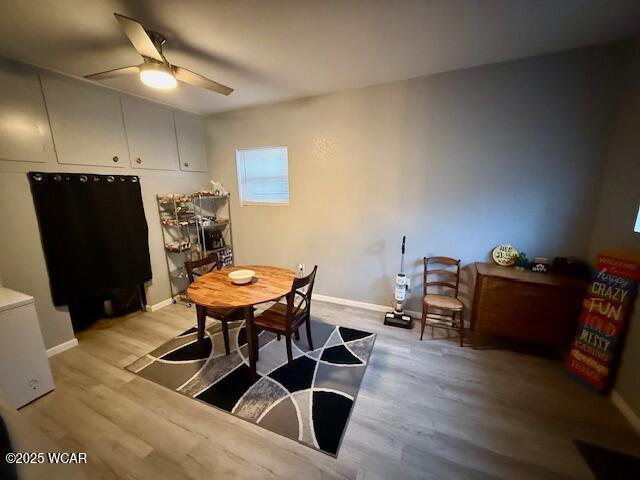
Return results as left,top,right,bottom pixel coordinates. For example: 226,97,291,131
40,74,128,168
174,111,208,172
122,97,179,171
0,60,56,163
475,275,581,348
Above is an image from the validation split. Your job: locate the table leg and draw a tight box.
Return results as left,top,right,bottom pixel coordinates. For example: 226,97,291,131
244,306,257,381
196,304,206,346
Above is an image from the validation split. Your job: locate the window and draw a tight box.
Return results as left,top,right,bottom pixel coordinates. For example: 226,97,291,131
236,146,289,205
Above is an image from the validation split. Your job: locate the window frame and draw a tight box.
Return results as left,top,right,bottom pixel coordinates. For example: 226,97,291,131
235,145,290,207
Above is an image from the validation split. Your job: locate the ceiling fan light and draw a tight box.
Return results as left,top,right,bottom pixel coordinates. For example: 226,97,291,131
139,64,176,89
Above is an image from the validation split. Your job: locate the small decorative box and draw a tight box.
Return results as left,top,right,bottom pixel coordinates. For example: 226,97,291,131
531,257,550,273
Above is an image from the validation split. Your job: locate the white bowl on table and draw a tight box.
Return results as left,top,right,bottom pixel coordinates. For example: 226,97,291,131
228,269,255,285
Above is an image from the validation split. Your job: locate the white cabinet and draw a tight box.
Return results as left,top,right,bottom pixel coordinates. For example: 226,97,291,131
0,60,56,163
174,111,208,172
0,288,54,408
41,74,128,168
122,97,179,171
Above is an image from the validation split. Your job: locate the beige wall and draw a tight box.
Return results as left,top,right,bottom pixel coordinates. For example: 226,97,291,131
0,65,210,349
589,40,640,417
206,45,625,313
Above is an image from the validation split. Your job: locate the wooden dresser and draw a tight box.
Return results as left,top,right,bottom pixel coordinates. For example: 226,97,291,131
471,263,587,350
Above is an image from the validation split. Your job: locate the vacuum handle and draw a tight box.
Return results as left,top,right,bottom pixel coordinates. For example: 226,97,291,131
401,236,406,255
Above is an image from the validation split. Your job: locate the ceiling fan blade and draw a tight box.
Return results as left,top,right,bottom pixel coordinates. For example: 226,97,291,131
114,13,163,62
84,65,140,80
173,66,234,96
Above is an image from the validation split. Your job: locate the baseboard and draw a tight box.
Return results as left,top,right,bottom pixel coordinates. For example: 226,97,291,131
46,338,78,357
611,390,640,435
145,292,418,317
312,293,420,318
312,294,391,312
146,298,174,312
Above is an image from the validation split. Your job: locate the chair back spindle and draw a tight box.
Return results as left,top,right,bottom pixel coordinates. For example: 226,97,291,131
285,266,318,329
185,253,222,284
423,256,461,298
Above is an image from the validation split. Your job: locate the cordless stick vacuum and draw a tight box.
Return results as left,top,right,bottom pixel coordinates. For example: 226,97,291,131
384,236,413,328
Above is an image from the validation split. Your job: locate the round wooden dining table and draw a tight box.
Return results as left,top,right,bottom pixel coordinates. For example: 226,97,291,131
187,265,297,379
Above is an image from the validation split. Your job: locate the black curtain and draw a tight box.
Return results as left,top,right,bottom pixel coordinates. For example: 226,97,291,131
28,172,152,307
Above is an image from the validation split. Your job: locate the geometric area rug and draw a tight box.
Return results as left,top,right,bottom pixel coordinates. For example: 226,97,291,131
125,310,376,457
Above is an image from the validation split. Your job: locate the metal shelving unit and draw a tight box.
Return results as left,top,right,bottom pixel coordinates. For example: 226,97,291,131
156,192,234,306
192,193,234,268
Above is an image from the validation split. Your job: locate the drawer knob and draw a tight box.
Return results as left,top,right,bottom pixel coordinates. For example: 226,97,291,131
184,162,189,167
112,156,119,162
136,158,142,164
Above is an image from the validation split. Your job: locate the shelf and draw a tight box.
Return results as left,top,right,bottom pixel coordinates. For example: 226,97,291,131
165,240,192,253
158,194,191,204
160,192,229,204
161,218,196,227
160,218,228,229
201,219,229,229
160,206,195,216
191,192,229,199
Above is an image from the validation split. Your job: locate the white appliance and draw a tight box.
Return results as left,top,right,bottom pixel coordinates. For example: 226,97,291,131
0,288,54,408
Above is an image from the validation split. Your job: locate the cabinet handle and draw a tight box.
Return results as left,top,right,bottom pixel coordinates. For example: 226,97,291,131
136,158,142,164
112,156,119,163
184,162,189,167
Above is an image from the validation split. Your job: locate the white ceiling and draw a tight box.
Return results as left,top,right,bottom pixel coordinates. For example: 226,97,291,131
1,0,639,115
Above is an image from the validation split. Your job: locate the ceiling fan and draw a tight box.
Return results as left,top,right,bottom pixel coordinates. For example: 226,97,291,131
85,13,233,95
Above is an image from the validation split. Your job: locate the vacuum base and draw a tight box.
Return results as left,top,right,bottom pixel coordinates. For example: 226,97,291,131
384,311,413,329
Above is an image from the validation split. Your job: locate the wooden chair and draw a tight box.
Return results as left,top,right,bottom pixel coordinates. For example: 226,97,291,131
185,253,244,355
254,266,318,367
421,256,465,346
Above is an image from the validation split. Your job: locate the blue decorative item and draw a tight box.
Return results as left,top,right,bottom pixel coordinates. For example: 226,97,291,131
515,252,531,270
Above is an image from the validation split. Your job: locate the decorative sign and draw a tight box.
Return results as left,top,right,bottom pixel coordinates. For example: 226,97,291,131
531,262,549,273
531,257,550,273
492,244,519,266
566,252,640,392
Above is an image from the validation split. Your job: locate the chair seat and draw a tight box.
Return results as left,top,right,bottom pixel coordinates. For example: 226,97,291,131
424,294,463,310
254,303,301,332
